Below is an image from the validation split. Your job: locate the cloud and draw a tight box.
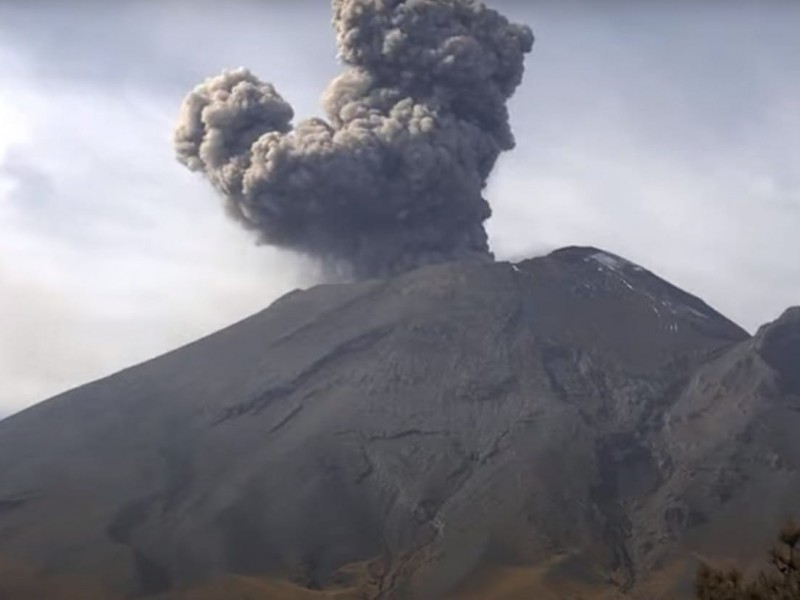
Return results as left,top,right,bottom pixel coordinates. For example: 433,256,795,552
0,43,318,415
486,0,800,331
0,147,316,412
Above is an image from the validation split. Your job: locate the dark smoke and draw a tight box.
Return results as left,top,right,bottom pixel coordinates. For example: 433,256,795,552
175,0,533,278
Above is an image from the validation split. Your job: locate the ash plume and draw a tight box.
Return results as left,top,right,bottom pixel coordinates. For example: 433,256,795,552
175,0,533,278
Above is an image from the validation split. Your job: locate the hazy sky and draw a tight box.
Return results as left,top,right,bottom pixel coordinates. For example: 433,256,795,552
1,1,798,418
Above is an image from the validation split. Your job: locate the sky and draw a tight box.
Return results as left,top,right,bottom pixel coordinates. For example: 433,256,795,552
0,1,798,418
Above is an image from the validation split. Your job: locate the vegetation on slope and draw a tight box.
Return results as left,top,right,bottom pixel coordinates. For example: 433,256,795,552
696,522,800,600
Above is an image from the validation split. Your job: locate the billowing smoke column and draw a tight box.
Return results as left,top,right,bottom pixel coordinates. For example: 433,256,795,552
175,0,533,278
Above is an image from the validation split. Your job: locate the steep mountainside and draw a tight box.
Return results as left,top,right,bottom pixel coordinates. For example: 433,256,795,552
0,247,797,600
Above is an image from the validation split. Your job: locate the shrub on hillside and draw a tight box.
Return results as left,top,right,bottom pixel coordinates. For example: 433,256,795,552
696,521,800,600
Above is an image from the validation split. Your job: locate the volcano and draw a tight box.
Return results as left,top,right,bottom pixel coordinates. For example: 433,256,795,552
0,247,798,599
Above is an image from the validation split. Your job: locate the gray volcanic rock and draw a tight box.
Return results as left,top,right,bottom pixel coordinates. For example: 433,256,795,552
755,307,800,395
0,247,795,599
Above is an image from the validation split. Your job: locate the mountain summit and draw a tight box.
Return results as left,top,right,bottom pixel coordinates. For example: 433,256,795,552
0,247,797,599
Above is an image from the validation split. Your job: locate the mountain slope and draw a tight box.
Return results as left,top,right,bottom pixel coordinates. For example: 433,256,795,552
0,247,796,599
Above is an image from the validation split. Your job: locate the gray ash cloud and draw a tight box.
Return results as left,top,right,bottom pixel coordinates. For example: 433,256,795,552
175,0,533,278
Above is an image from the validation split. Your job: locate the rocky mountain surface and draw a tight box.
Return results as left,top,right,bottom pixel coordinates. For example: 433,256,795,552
0,246,797,599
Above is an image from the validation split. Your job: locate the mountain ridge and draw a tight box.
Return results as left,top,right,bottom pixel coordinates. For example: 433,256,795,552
0,247,796,600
